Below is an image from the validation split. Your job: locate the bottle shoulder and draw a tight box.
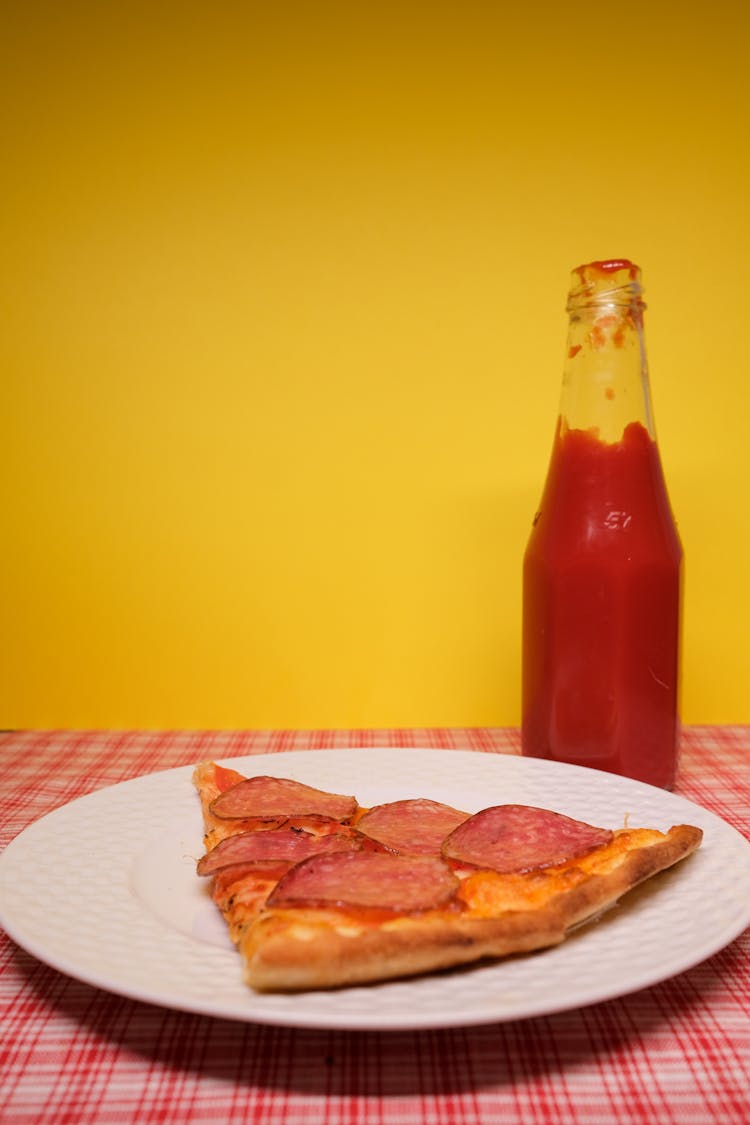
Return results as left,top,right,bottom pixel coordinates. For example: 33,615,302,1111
525,422,681,564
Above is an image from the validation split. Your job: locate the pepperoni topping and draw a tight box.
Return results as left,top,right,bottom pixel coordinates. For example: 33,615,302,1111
441,805,613,874
355,799,470,856
197,826,362,876
266,851,460,913
211,859,293,887
209,775,358,822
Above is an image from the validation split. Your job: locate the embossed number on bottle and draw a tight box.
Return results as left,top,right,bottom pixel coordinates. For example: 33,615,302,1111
603,510,633,531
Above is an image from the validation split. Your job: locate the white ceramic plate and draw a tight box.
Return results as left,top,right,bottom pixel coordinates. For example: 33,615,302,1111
1,749,749,1031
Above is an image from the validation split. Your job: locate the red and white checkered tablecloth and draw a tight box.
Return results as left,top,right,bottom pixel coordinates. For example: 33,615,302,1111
1,727,748,1124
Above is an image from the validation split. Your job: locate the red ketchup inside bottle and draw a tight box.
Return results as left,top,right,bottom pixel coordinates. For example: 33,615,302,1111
522,262,682,788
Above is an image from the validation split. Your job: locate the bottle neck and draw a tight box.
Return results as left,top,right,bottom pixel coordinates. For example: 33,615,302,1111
560,260,656,444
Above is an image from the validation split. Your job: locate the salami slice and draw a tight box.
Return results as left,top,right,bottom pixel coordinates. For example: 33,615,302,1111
355,799,469,856
267,851,460,912
441,805,613,874
211,859,293,887
209,775,357,822
197,826,361,876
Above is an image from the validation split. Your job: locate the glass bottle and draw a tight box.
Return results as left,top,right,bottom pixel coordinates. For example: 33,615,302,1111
521,259,682,788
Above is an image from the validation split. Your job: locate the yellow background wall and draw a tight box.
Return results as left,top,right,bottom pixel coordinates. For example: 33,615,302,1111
2,1,749,729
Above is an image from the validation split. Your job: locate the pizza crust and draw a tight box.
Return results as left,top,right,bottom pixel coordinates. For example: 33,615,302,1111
239,823,702,991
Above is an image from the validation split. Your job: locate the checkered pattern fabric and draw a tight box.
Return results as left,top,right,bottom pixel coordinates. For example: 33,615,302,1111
1,728,748,1124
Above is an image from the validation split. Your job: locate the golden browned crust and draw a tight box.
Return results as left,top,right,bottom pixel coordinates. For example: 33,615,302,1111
239,823,702,992
192,761,229,848
240,907,566,991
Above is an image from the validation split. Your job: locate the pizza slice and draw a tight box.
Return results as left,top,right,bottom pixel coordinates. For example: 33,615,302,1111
192,760,702,992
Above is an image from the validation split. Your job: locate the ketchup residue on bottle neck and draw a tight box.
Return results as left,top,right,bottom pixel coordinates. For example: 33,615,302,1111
574,258,638,279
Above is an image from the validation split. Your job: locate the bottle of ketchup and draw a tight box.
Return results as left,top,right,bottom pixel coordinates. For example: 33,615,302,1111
522,260,682,788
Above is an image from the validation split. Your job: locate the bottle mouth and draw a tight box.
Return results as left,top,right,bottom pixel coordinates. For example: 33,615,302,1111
567,259,645,312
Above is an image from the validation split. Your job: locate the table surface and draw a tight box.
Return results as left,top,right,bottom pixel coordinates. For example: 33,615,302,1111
1,726,748,1125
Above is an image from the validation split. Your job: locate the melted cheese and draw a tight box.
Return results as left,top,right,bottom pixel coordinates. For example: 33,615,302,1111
458,828,666,918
